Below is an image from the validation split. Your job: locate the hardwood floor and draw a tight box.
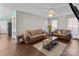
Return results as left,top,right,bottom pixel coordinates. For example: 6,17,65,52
0,34,79,56
61,39,79,56
0,34,45,56
0,34,15,53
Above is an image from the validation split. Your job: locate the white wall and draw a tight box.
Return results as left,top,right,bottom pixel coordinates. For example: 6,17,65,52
57,16,68,29
12,11,18,43
16,10,46,35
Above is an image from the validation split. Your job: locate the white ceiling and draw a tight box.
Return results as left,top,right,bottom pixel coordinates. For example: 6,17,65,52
0,3,79,19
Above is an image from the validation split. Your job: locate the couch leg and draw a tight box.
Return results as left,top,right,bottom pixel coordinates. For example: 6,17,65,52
17,37,20,43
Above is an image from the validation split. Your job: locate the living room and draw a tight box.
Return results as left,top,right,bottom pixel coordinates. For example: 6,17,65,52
0,3,79,56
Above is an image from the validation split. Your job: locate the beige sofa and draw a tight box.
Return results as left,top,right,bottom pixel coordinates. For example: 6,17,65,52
23,29,48,44
52,29,72,40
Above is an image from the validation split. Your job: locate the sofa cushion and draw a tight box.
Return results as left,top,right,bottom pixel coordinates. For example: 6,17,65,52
31,34,41,38
30,30,37,36
31,34,46,39
37,30,42,34
61,30,66,34
58,30,62,34
30,29,43,36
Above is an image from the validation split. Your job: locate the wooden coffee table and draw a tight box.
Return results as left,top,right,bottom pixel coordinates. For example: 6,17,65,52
43,36,58,51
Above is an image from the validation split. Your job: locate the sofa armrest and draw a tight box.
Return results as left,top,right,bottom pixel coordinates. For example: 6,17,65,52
42,31,49,37
67,33,72,38
26,36,30,40
42,31,46,33
42,31,47,34
25,36,31,43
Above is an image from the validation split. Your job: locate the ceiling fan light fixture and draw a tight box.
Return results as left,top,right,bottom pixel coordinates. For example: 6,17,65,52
48,9,55,17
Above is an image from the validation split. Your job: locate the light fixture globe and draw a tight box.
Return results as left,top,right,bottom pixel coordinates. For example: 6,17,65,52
48,9,55,17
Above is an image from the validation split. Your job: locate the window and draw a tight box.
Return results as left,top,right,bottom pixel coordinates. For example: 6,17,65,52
68,18,79,38
52,20,57,31
0,21,7,33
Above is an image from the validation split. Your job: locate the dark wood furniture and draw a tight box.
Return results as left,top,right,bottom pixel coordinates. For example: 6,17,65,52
43,37,58,51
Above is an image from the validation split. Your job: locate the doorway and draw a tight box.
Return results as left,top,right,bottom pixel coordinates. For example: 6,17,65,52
0,20,15,52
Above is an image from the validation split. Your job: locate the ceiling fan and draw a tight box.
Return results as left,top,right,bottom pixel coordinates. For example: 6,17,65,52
48,9,56,17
